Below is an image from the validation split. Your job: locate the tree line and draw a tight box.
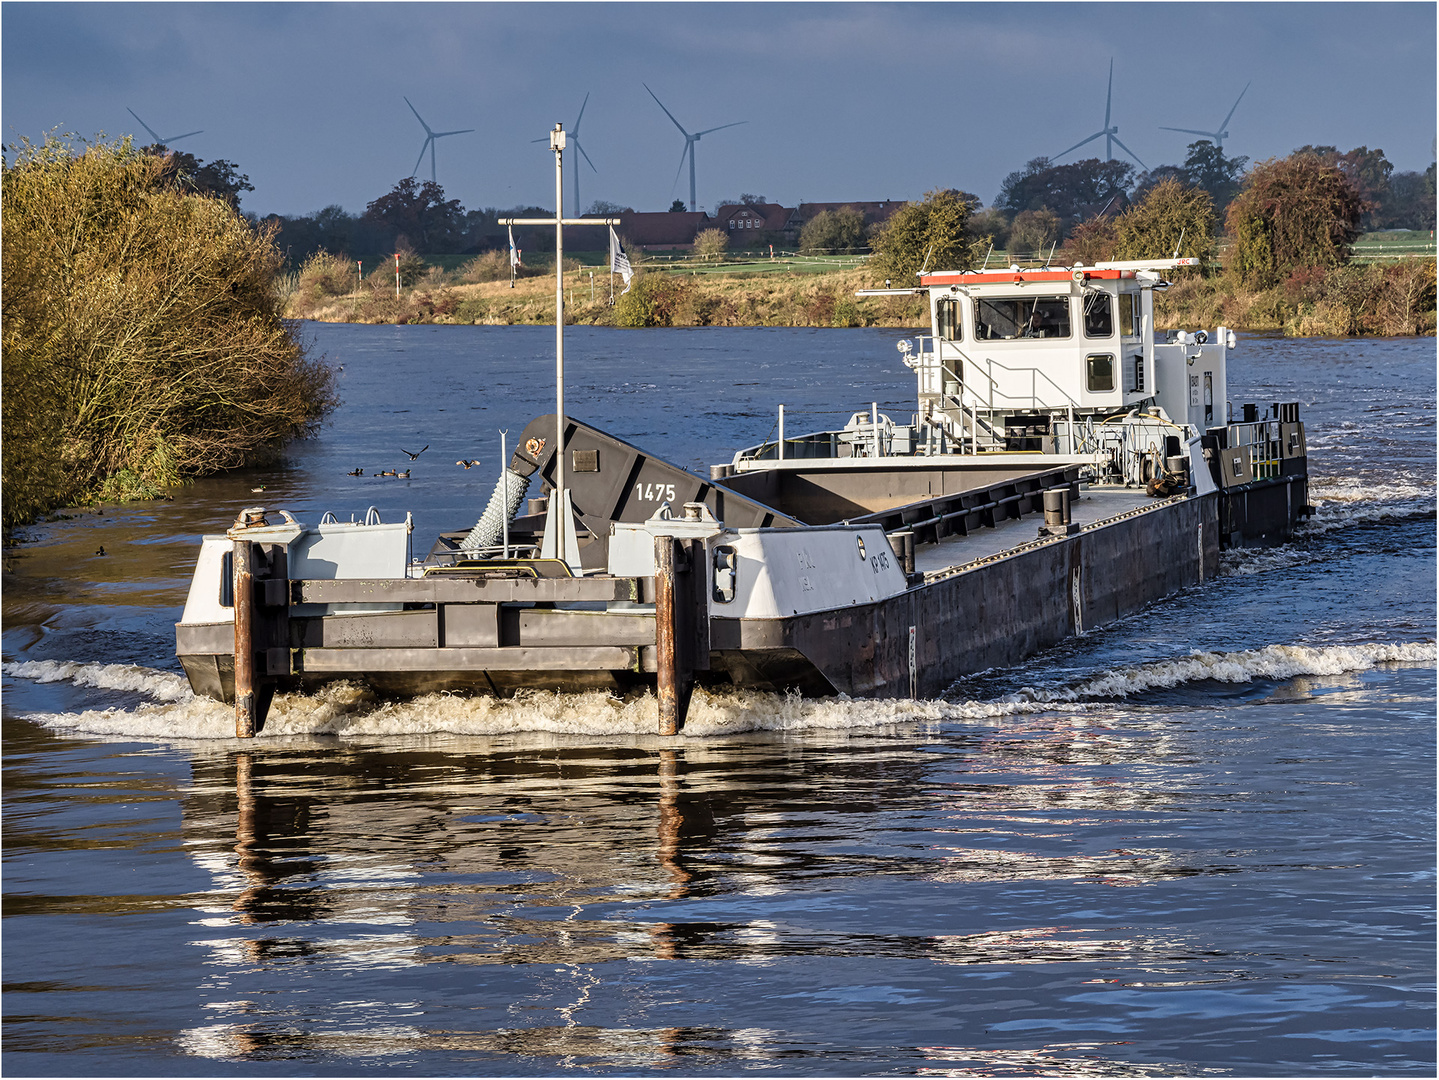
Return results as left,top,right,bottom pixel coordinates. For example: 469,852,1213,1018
255,136,1433,268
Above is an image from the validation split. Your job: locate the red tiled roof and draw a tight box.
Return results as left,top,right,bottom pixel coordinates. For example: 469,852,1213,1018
616,211,711,247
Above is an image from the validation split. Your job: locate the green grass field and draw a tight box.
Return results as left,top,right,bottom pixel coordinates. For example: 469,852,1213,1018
359,229,1433,282
1351,230,1435,261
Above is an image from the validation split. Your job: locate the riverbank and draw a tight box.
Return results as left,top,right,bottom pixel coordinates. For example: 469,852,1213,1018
288,266,928,328
287,258,1436,336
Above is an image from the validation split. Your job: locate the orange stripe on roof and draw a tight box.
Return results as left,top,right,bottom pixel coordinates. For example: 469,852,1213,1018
921,268,1133,285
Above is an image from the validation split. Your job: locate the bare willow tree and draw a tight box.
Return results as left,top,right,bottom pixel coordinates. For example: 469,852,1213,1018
693,228,729,261
2,134,337,526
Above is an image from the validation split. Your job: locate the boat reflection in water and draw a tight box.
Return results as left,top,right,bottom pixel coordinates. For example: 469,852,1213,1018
173,713,1241,1068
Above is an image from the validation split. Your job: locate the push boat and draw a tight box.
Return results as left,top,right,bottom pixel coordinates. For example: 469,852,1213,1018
177,256,1309,736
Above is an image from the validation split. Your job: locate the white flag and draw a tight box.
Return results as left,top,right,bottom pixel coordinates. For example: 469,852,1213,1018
609,226,633,293
508,225,519,268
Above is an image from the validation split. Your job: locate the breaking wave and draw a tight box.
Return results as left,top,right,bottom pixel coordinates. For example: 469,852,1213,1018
1308,473,1434,506
5,640,1432,744
1299,478,1436,537
1218,472,1434,576
1,659,192,702
1011,641,1435,703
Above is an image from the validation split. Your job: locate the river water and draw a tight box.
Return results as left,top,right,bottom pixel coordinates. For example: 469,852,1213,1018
3,326,1434,1076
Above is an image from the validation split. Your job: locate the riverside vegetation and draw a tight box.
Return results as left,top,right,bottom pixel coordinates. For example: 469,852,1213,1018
287,158,1434,337
4,139,1430,526
2,135,337,528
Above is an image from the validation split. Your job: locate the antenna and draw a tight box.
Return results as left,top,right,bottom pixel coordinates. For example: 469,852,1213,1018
532,93,598,210
1171,227,1186,259
643,83,745,212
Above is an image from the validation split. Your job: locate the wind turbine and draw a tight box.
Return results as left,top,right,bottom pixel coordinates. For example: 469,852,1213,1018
533,93,598,211
126,108,202,146
643,83,745,212
1052,59,1146,170
405,97,474,185
1160,82,1250,149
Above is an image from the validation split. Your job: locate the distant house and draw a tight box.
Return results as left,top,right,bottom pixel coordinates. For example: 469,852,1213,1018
712,202,793,245
615,210,711,250
553,201,910,253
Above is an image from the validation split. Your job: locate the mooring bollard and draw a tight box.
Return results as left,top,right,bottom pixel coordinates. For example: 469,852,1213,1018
232,535,257,738
655,534,680,736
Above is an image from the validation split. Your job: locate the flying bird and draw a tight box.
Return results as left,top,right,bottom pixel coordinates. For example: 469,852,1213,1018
400,445,428,460
456,459,480,469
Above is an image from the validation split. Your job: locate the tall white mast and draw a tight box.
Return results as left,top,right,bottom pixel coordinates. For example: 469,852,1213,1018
498,127,620,570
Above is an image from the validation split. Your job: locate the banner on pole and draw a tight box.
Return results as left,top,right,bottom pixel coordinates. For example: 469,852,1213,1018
609,227,633,293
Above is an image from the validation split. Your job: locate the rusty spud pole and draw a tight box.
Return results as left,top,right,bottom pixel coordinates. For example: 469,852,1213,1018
655,534,680,736
232,536,257,738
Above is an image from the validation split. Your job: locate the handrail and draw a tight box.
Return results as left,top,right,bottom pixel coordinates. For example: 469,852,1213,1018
1227,419,1283,479
917,336,1079,412
976,355,1080,410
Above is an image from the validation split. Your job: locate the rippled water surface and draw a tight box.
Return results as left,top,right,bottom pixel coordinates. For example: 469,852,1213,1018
3,327,1434,1076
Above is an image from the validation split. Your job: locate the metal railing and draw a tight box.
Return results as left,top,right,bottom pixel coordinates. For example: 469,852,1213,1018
1227,420,1283,480
915,336,1080,413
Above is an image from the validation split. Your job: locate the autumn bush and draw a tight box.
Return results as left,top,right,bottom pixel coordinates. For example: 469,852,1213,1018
297,251,359,302
869,189,979,283
1111,178,1215,266
1062,216,1118,265
799,206,867,254
460,249,538,283
1008,208,1061,257
693,229,729,261
611,272,693,327
2,134,337,528
1226,152,1364,287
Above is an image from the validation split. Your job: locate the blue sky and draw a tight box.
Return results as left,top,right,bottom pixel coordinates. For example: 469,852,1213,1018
3,2,1434,218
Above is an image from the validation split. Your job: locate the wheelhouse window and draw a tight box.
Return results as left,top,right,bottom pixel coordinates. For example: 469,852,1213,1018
1087,353,1115,393
1119,293,1141,337
974,296,1071,340
1082,291,1113,337
936,298,962,341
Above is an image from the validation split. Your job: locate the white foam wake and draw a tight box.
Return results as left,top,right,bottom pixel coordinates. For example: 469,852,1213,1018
6,641,1432,743
1217,473,1435,576
1014,641,1436,703
10,679,1093,743
1309,473,1434,506
1297,473,1437,537
2,659,193,702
